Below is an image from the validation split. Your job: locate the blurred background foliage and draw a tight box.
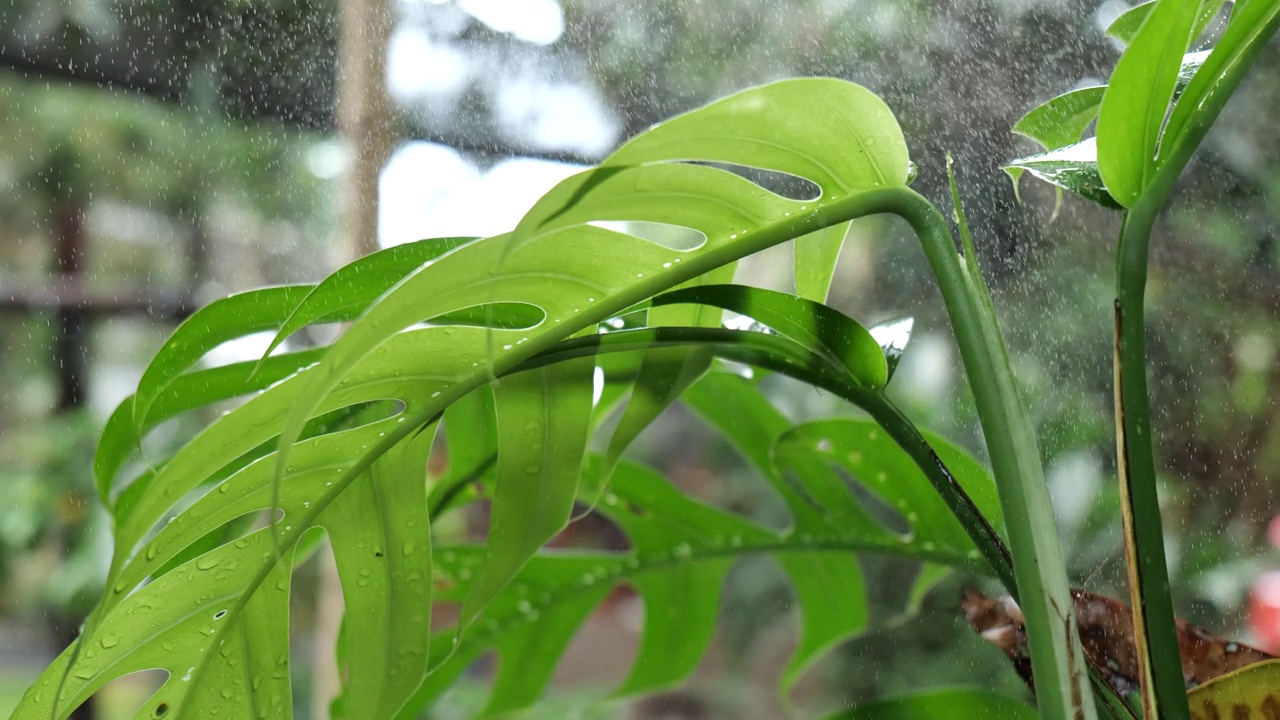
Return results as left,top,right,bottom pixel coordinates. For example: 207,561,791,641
0,0,1278,718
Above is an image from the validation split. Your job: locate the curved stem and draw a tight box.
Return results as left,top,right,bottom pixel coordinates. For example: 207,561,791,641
886,188,1094,720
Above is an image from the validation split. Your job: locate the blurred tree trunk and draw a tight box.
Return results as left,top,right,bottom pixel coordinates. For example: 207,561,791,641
313,0,395,717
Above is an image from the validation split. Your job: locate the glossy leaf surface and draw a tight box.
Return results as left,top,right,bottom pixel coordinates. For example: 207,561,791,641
18,78,919,719
1096,0,1198,207
403,369,1003,717
1005,139,1122,209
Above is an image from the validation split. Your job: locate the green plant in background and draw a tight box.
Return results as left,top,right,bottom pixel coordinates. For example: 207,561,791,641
1009,1,1280,717
12,1,1279,719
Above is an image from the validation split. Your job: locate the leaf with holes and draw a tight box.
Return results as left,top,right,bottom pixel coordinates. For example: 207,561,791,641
18,77,920,719
404,409,1001,719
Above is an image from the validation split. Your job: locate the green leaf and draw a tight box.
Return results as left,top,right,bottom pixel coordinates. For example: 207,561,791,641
1012,86,1106,152
262,237,477,360
266,77,912,628
428,387,497,518
602,77,911,190
132,286,315,432
1106,0,1227,46
1005,139,1122,209
777,552,867,694
95,348,325,506
1158,0,1280,168
819,688,1038,720
1096,0,1199,207
794,221,853,303
458,358,596,632
24,78,924,719
327,426,435,718
413,436,996,717
652,284,888,390
599,264,736,501
1005,52,1206,209
17,424,433,719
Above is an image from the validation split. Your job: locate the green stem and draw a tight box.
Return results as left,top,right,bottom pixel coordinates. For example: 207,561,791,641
1111,15,1280,720
887,188,1094,720
1114,199,1187,720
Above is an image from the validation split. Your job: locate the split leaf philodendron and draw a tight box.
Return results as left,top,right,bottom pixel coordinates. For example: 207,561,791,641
16,2,1280,718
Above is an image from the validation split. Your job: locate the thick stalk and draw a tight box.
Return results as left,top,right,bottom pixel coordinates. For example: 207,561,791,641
886,189,1094,720
1114,200,1187,720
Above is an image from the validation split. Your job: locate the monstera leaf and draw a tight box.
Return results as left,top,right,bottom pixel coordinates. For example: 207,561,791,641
400,370,1005,717
16,77,922,719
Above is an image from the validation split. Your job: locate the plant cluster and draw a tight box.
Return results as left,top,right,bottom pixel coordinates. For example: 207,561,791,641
14,1,1280,718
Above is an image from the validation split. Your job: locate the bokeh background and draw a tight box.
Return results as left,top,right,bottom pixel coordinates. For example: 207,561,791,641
1,0,1278,717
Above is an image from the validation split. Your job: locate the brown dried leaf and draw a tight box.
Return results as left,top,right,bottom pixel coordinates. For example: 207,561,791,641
961,589,1274,697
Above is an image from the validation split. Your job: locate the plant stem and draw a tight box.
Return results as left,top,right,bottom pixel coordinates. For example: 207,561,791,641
883,188,1094,720
1110,15,1280,720
1113,198,1188,720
